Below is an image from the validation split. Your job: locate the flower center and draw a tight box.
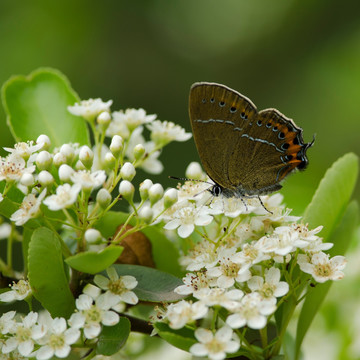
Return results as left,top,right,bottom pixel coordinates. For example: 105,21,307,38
207,337,226,354
49,333,65,349
315,263,332,277
222,262,241,277
261,283,275,298
16,325,32,342
179,207,196,225
85,306,102,323
108,279,127,295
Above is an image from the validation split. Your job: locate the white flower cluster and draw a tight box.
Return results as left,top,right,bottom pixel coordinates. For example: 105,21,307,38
156,164,347,360
0,268,138,359
0,98,191,250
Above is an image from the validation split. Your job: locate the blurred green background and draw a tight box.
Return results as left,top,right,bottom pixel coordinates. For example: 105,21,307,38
0,1,359,358
0,0,359,214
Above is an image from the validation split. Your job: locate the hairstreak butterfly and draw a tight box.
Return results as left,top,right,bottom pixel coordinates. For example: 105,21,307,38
189,82,314,208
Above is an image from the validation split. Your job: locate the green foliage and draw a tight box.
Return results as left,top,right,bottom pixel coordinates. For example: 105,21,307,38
111,264,185,302
65,246,124,274
96,317,131,356
154,322,197,352
95,211,183,277
28,227,75,318
1,68,89,147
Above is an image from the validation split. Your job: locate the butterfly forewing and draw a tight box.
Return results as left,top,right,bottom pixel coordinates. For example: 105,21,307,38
189,82,312,196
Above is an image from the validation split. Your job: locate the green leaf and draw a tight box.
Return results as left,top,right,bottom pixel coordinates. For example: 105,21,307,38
154,322,197,352
295,200,359,358
1,68,89,147
96,317,131,356
65,246,123,274
28,227,75,318
302,152,358,238
110,264,184,302
94,211,182,276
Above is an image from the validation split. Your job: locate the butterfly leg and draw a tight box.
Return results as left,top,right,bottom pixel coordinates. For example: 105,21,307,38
257,196,273,214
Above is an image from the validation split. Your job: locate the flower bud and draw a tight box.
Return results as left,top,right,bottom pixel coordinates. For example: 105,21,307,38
36,151,52,170
185,162,203,180
120,162,136,181
58,164,74,182
96,188,112,208
119,180,134,203
38,171,54,187
75,160,86,170
139,206,153,223
79,145,94,169
97,111,111,127
53,152,67,168
133,144,145,161
164,188,178,209
60,144,75,164
104,152,116,168
36,134,51,151
110,135,123,157
148,183,164,206
85,228,102,243
139,179,153,200
20,173,34,187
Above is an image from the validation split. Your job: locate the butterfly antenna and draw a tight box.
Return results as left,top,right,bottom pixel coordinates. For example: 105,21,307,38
168,176,214,186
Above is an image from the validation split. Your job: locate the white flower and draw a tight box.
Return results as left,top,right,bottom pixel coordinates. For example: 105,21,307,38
0,311,16,334
71,170,106,192
193,288,244,311
10,189,46,226
291,224,323,242
165,300,208,329
303,238,333,253
256,226,309,256
112,108,156,133
174,271,214,296
68,292,119,339
43,184,81,211
247,267,289,302
146,120,192,146
0,280,32,302
226,292,276,330
4,141,43,160
0,154,35,182
94,267,138,308
177,180,211,204
190,326,240,360
2,312,45,357
0,222,11,239
297,252,347,283
210,196,253,218
125,126,163,174
206,247,251,288
35,317,80,360
231,241,271,268
68,98,112,120
163,201,213,238
179,241,218,271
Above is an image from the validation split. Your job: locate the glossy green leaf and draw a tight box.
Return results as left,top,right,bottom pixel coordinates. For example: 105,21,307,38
295,200,359,358
28,227,75,318
95,211,182,276
302,152,358,238
96,317,130,356
110,264,184,302
154,322,196,352
1,68,89,147
65,246,123,274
